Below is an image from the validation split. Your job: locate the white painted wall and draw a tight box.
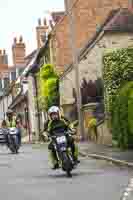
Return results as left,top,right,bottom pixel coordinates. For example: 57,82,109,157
27,75,39,140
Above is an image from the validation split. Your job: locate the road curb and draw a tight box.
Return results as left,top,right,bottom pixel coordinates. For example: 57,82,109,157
79,151,133,168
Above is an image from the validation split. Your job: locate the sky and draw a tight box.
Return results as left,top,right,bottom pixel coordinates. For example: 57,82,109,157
0,0,64,65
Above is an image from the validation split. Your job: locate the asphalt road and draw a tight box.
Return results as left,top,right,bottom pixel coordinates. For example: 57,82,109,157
0,144,132,200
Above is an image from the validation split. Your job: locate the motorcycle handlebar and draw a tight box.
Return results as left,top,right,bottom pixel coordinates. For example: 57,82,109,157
66,129,76,135
49,130,75,139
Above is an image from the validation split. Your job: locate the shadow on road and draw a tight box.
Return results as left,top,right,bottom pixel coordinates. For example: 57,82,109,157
0,163,11,168
47,170,104,179
0,150,31,156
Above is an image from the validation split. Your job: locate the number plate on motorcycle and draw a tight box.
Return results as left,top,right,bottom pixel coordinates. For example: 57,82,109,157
10,132,17,135
56,136,66,144
9,128,17,135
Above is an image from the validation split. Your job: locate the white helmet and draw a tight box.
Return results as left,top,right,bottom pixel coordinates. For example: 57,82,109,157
48,106,59,115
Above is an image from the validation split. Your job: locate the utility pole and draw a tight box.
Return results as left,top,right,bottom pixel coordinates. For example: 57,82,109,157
2,79,5,119
65,0,85,139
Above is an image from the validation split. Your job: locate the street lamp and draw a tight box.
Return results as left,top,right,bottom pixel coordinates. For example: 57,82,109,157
65,0,85,139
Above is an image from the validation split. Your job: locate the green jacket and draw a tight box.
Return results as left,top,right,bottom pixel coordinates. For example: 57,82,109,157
44,117,70,136
6,119,16,128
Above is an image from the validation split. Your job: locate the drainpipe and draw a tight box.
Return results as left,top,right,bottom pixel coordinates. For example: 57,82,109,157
33,74,41,141
129,0,133,9
2,96,5,119
2,79,5,119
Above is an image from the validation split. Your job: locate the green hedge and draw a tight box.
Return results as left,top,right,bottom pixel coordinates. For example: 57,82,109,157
103,48,133,112
112,82,133,148
103,48,133,149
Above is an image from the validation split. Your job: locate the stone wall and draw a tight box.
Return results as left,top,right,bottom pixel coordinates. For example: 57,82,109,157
97,120,112,145
60,32,133,143
60,32,133,106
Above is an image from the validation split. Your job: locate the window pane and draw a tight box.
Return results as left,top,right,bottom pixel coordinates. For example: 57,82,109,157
4,78,9,89
18,68,24,75
0,79,2,89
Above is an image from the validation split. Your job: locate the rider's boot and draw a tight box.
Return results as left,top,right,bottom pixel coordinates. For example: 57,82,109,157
52,162,59,170
49,150,59,170
71,143,80,164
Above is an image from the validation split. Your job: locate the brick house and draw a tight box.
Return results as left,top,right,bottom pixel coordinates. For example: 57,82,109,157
50,0,129,73
0,35,27,122
8,18,52,140
0,50,9,94
60,7,133,144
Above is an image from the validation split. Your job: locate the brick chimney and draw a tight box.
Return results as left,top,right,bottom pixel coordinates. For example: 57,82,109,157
64,0,73,12
12,36,26,66
0,49,8,65
36,18,48,48
0,49,8,88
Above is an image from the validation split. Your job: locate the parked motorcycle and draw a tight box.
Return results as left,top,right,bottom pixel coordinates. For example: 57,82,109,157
0,128,20,154
50,130,78,178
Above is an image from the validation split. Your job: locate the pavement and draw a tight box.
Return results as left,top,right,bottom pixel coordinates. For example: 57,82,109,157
79,142,133,199
0,144,132,200
79,142,133,167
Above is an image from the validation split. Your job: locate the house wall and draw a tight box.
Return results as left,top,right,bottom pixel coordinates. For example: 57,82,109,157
0,98,5,122
27,75,39,141
60,32,133,142
0,94,10,123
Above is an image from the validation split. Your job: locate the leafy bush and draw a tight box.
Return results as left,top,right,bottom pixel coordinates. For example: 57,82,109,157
128,88,133,135
103,48,133,112
112,82,133,149
40,64,58,80
37,64,59,111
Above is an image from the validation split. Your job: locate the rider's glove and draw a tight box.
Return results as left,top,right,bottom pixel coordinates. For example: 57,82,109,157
42,132,49,141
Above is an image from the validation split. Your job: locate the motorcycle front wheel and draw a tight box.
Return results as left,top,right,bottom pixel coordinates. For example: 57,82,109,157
9,136,19,154
66,170,72,178
61,152,73,178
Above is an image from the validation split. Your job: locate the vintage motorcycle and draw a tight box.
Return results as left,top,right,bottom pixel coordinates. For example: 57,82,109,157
50,130,78,178
0,127,20,154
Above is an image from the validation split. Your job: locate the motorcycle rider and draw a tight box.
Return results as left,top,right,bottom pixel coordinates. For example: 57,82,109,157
44,106,79,169
1,120,7,129
6,109,16,127
6,109,21,145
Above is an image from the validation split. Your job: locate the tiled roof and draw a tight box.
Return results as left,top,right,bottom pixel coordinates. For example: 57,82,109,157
25,50,37,61
104,8,133,32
